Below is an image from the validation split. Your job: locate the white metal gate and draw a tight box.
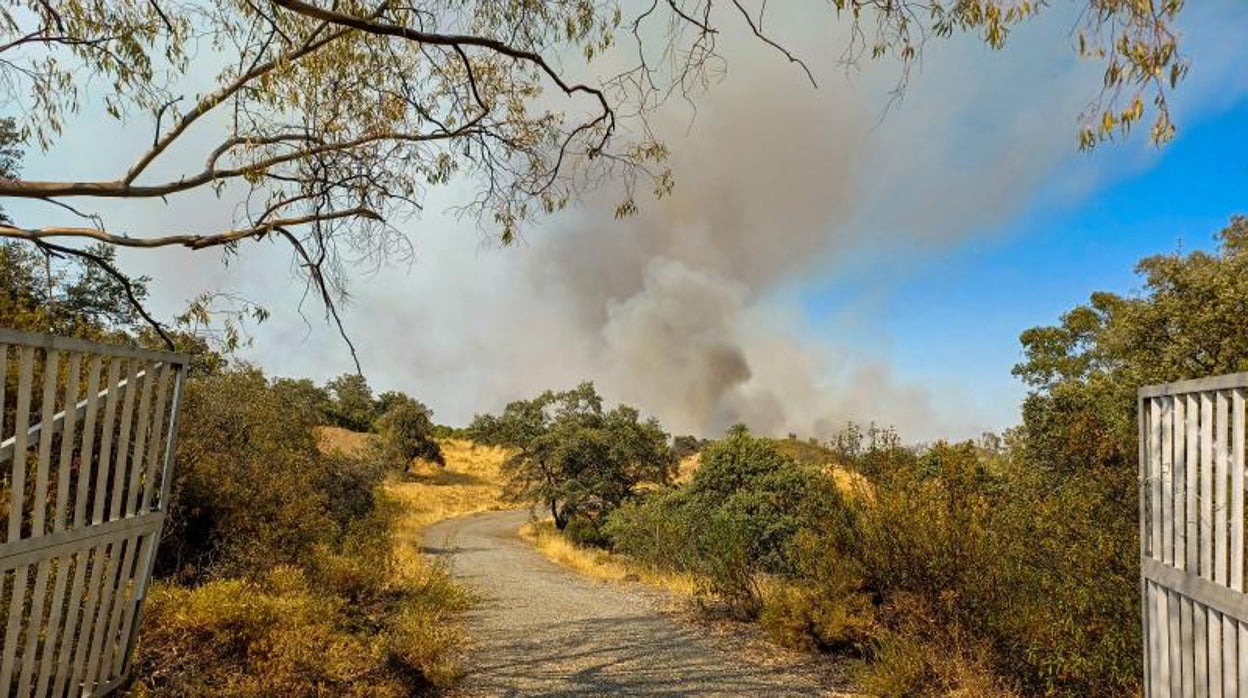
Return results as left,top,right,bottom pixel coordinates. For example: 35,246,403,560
0,330,186,697
1140,374,1248,697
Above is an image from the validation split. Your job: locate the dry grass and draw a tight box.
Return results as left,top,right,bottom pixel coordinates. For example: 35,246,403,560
385,438,510,539
520,521,697,596
314,425,376,458
673,453,701,484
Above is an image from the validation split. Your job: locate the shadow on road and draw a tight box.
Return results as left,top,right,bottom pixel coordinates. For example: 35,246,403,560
461,614,828,697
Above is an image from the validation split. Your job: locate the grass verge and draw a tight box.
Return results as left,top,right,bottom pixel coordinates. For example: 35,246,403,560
520,520,697,597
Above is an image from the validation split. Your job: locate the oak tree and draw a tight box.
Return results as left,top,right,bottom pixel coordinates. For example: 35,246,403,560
468,381,674,529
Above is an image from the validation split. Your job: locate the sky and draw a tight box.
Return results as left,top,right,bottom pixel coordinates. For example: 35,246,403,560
7,2,1248,443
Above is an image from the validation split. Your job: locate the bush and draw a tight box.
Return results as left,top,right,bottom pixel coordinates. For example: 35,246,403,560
843,440,1140,696
137,486,472,696
133,567,407,698
563,516,610,548
158,366,387,581
759,532,874,653
855,595,1020,698
605,427,850,618
132,560,469,697
375,399,444,468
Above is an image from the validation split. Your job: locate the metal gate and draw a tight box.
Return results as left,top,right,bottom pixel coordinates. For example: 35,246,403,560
0,330,186,697
1140,374,1248,696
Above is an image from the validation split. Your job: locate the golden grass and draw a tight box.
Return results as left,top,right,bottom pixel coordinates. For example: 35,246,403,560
673,453,701,484
520,520,698,597
828,466,875,501
385,438,510,539
314,425,376,458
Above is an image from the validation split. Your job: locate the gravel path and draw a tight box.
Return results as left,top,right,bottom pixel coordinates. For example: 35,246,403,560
423,509,851,697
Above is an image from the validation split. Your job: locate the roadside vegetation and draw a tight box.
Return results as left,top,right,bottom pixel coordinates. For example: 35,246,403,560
476,217,1248,697
1,242,492,696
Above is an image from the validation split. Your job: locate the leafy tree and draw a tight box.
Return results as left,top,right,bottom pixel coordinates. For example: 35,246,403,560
271,377,332,426
375,394,445,467
1015,216,1248,476
325,372,375,432
469,381,674,529
672,434,708,460
0,1,1188,355
373,390,409,418
986,217,1248,694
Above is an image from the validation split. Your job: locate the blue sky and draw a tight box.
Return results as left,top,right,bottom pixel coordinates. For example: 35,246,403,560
800,93,1248,431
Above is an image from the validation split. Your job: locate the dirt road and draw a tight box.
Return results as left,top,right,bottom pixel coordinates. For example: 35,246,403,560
424,509,850,697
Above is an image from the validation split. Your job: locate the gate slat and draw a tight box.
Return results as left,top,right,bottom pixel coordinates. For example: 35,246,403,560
1163,397,1174,566
110,532,155,675
1235,390,1248,697
7,346,35,541
52,353,81,534
138,364,173,512
91,359,123,526
78,538,124,696
1,347,36,694
1208,391,1224,698
31,349,60,537
1219,392,1237,696
66,542,110,695
72,356,103,530
1175,397,1195,696
1217,392,1231,585
49,545,88,698
1163,398,1183,694
107,359,140,521
95,533,141,686
123,362,157,516
1141,396,1154,698
19,351,64,696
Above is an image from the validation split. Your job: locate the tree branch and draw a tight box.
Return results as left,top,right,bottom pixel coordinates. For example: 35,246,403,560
31,240,175,349
0,207,381,250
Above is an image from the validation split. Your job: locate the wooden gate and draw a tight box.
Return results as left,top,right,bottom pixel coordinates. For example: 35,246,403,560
1140,374,1248,697
0,330,186,697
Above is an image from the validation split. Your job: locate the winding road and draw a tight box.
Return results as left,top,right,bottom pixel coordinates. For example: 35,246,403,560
423,509,850,697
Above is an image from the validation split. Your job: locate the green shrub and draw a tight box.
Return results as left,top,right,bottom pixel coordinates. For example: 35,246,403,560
375,398,444,467
844,439,1140,696
563,516,610,548
605,426,850,618
158,366,387,582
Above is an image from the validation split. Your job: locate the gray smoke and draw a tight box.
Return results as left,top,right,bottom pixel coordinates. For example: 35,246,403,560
15,3,1245,441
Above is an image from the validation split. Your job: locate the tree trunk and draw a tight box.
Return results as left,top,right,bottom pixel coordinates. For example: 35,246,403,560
551,499,568,530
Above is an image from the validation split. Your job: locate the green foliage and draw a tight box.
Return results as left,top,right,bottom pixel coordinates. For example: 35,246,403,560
0,241,154,339
375,396,445,467
606,426,849,617
140,367,469,694
563,516,611,548
468,381,674,529
159,365,385,581
672,434,708,459
326,372,377,432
